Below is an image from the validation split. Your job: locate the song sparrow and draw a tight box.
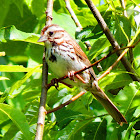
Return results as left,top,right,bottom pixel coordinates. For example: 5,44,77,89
38,24,127,125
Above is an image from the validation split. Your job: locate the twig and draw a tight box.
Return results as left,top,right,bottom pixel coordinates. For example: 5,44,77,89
47,91,85,114
98,48,128,81
65,0,103,72
35,49,48,140
85,0,140,81
35,0,53,139
119,0,134,64
119,0,127,17
98,40,140,81
65,0,82,29
45,0,53,25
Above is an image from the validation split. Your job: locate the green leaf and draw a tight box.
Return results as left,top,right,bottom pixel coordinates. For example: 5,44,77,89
23,100,39,124
0,65,42,72
2,124,19,140
99,71,132,91
53,0,67,13
0,0,11,28
93,119,107,140
53,11,76,37
115,15,131,45
31,0,44,18
0,103,31,139
13,0,24,17
55,119,91,140
132,0,140,5
56,119,107,140
0,25,41,45
115,81,140,116
122,119,140,140
9,64,42,98
88,38,110,60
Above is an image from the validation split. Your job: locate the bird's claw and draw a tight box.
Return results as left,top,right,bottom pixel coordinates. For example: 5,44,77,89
51,78,59,90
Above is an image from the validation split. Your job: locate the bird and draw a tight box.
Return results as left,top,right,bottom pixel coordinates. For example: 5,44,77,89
38,24,127,125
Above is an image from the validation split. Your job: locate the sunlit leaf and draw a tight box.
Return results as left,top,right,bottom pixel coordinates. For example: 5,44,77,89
0,25,42,45
9,64,42,98
0,65,42,72
115,81,140,115
0,103,31,139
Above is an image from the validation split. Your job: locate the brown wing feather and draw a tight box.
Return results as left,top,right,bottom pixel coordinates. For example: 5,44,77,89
66,35,97,80
66,37,91,66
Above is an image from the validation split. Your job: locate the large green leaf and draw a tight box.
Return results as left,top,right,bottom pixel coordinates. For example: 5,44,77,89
52,11,76,37
115,81,140,117
55,118,107,140
13,0,24,17
0,103,31,139
0,25,41,45
88,38,110,60
0,0,11,28
0,65,42,72
9,64,42,98
115,14,132,44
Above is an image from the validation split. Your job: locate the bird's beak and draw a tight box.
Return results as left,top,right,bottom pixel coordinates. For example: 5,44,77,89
38,35,47,42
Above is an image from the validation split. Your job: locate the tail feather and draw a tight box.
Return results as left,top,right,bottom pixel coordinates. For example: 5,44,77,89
91,88,127,126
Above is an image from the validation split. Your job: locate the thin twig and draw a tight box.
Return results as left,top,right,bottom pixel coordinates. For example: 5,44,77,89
65,0,103,72
98,40,140,81
119,0,134,64
47,91,85,114
85,0,140,81
119,0,127,17
35,0,53,139
65,0,82,29
98,49,128,81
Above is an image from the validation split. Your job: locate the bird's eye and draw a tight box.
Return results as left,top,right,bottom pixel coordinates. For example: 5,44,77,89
49,31,54,36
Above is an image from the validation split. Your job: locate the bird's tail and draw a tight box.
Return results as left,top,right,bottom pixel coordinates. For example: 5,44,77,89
91,86,127,126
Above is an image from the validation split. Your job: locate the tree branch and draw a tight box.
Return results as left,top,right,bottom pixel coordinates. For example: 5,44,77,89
85,0,140,81
119,0,127,17
47,91,85,114
119,0,134,65
35,0,53,139
98,48,128,81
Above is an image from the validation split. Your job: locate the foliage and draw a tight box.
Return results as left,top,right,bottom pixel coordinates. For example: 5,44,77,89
0,0,140,139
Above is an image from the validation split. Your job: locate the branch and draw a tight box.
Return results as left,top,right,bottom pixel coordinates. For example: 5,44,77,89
85,0,140,81
98,38,140,80
45,0,53,25
35,49,48,140
35,0,53,139
119,0,127,17
65,0,82,29
98,48,128,81
119,0,134,65
47,91,85,114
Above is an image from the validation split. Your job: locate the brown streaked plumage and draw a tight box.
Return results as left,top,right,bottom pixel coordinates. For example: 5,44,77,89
38,24,127,125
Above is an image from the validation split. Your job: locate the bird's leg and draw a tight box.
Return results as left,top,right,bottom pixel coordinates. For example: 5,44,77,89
68,71,87,84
